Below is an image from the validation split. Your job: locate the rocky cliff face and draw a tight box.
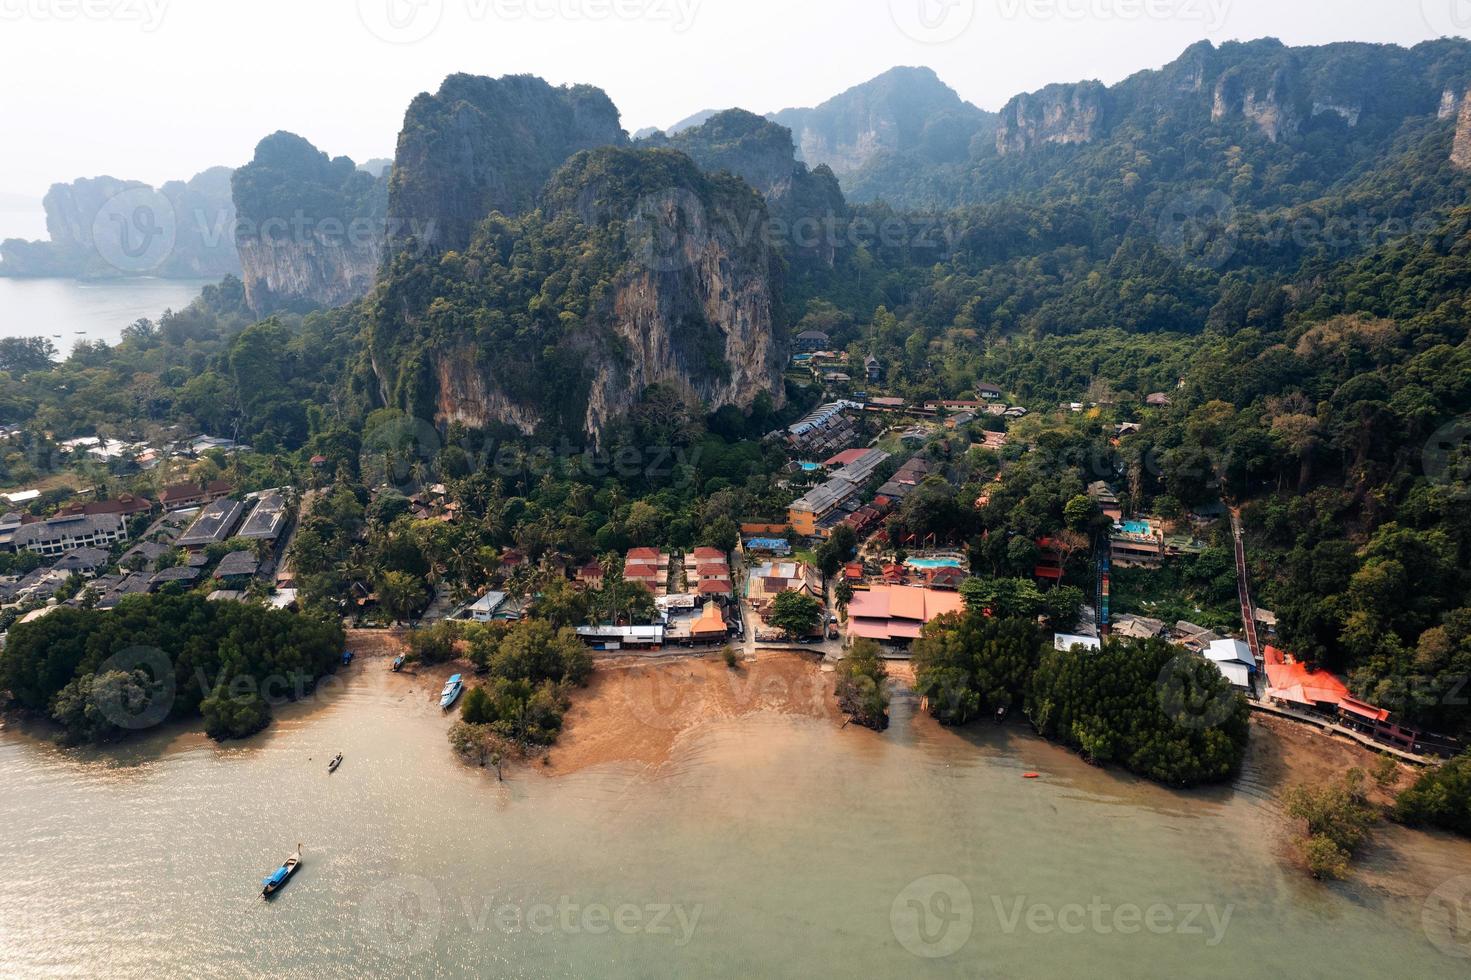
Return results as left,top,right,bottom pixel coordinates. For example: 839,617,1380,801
231,132,388,314
995,82,1108,155
1452,89,1471,171
386,73,627,254
369,148,784,443
1211,66,1299,142
0,169,240,279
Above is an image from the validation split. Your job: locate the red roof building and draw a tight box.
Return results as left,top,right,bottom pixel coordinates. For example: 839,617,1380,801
926,566,967,590
824,448,871,468
1264,646,1351,710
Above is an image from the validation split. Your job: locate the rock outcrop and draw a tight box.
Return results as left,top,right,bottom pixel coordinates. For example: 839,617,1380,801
368,148,784,443
995,81,1108,155
386,73,627,254
231,132,388,314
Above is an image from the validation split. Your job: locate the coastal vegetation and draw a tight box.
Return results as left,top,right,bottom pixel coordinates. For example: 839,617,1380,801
449,619,592,765
0,593,345,743
1393,751,1471,837
835,639,889,731
913,614,1247,786
1286,769,1380,880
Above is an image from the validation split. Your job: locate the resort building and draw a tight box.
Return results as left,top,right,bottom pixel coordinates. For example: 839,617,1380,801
787,448,892,537
238,491,289,542
55,494,154,520
9,513,128,558
794,330,831,352
52,547,111,577
575,625,666,652
177,498,246,551
848,586,965,645
159,480,233,512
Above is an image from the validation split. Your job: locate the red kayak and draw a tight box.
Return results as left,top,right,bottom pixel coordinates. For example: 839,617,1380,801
1023,773,1041,779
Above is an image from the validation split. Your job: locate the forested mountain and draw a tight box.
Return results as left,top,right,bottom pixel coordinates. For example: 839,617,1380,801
768,66,995,205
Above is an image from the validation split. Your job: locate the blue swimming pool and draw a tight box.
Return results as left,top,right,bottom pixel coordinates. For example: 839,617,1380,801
905,557,965,570
798,462,822,472
1121,521,1152,535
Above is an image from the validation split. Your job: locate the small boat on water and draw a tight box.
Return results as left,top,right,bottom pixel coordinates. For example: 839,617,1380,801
1024,773,1041,780
328,753,343,774
440,674,464,711
392,654,407,673
261,845,302,899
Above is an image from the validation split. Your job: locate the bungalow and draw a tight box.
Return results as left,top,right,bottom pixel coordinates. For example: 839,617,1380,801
864,356,882,383
469,591,520,623
1146,392,1172,408
213,551,261,581
976,383,1004,400
149,566,202,591
576,562,606,587
52,547,111,577
926,566,968,591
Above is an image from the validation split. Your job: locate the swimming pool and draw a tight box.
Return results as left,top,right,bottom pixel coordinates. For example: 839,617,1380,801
1120,521,1152,535
798,462,822,472
905,557,965,570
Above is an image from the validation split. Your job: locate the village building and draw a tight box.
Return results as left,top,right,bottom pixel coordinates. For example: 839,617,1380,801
1204,639,1257,690
847,585,965,645
159,480,233,512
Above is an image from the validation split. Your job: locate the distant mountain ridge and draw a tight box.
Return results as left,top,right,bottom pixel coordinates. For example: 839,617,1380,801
0,168,241,280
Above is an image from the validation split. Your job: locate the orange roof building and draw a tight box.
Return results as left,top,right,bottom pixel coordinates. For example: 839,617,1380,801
691,603,727,638
1264,646,1351,709
847,585,965,643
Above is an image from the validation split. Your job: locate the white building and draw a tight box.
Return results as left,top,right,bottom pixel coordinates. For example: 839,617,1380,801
9,513,128,558
1205,639,1256,690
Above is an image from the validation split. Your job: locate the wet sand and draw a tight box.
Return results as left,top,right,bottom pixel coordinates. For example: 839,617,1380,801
550,652,841,775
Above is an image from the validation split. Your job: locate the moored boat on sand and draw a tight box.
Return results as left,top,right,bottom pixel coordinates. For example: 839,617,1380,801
440,675,464,711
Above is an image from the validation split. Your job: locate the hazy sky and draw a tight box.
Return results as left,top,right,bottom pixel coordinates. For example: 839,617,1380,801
0,0,1462,238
